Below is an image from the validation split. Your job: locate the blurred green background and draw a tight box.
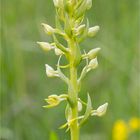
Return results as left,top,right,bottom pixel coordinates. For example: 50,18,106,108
0,0,139,140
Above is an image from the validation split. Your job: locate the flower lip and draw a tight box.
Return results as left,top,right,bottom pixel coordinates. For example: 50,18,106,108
43,94,68,108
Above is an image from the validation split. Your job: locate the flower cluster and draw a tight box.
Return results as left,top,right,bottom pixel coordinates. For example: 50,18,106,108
37,0,108,139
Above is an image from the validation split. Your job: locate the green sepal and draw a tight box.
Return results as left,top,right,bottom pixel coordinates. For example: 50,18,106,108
63,0,71,14
53,34,68,53
57,56,69,84
57,8,64,21
55,12,63,31
78,18,89,42
64,14,72,37
75,15,85,27
74,0,87,19
65,104,71,121
73,43,82,67
79,94,92,126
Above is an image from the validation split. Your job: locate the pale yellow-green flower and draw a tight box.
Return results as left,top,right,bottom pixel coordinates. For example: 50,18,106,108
91,102,108,117
54,48,64,56
78,101,83,112
43,94,67,108
87,57,98,71
42,23,55,35
88,26,100,37
45,64,59,77
87,48,101,59
74,24,86,36
53,0,63,8
37,42,54,52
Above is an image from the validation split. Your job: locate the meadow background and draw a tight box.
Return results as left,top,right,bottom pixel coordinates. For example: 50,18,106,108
0,0,139,140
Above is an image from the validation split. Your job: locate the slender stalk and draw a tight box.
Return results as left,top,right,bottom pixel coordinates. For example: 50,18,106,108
68,40,79,140
69,66,79,140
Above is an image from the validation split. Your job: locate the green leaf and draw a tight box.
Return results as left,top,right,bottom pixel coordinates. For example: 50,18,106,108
79,94,92,126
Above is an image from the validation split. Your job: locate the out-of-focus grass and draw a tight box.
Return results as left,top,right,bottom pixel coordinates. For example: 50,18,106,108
0,0,139,140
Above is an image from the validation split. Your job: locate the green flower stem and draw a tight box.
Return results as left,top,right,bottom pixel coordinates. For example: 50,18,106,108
69,66,79,140
68,40,80,140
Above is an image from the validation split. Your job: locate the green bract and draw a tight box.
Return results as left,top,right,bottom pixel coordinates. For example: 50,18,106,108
37,0,108,140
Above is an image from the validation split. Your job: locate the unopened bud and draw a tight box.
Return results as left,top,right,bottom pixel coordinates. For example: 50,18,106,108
53,0,63,8
87,48,101,59
78,101,82,112
88,57,98,71
75,24,86,35
91,103,108,117
42,23,55,35
88,26,100,37
54,48,64,56
37,42,53,52
45,64,59,77
86,0,92,10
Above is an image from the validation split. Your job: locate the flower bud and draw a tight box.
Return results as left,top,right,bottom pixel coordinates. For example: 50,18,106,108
86,0,92,10
53,0,59,7
88,57,98,70
37,42,54,52
45,64,59,77
91,103,108,117
88,26,100,37
54,48,64,56
53,0,63,8
75,24,86,35
96,103,108,116
42,23,55,35
87,48,101,59
78,101,82,112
